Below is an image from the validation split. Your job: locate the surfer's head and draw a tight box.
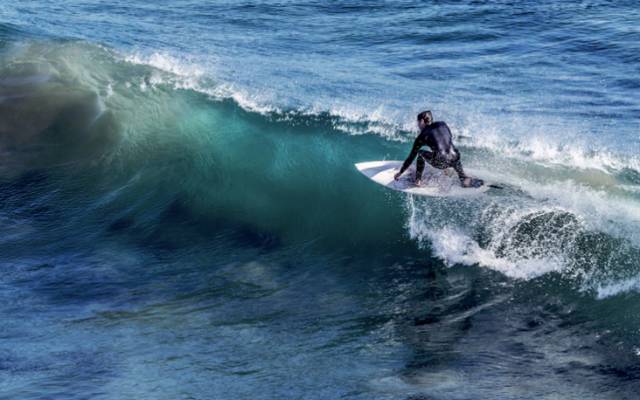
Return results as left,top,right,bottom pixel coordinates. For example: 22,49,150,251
417,110,433,129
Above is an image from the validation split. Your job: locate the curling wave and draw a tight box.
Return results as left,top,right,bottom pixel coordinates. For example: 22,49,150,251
2,40,640,300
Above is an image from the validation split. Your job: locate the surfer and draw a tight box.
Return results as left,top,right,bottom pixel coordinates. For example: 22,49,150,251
394,111,478,188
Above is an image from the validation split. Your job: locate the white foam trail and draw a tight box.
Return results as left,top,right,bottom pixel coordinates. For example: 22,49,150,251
428,226,562,280
490,172,640,245
597,276,640,299
406,198,567,280
406,177,640,297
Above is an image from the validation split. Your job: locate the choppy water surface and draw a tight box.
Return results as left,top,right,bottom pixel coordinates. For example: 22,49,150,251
1,1,639,399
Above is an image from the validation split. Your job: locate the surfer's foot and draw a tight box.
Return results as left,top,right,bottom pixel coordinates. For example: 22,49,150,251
414,179,422,187
461,177,473,188
461,177,484,188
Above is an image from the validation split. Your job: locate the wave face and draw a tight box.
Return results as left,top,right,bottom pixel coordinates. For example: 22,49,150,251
1,1,640,398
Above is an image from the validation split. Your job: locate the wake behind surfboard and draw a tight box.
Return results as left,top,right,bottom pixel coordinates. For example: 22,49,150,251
355,160,490,197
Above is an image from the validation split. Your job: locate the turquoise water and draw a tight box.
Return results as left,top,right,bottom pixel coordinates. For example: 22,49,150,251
1,2,640,399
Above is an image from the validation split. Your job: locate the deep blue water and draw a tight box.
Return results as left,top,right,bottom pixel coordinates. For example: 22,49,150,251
1,1,640,399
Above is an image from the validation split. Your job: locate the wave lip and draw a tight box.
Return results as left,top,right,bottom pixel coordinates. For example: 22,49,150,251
459,131,640,175
123,50,640,177
122,50,411,142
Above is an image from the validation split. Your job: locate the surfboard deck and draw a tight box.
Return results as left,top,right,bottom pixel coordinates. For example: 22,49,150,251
355,160,490,197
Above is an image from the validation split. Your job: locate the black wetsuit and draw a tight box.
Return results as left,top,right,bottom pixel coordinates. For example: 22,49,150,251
398,121,468,182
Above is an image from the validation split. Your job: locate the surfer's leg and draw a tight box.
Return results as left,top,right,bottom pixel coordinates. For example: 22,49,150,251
452,159,468,181
450,149,467,180
450,150,474,187
451,151,483,188
454,161,472,187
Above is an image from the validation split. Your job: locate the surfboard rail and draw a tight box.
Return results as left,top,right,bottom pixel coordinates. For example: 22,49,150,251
355,160,491,197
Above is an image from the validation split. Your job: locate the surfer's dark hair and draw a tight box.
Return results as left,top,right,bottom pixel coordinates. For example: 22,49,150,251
417,110,433,123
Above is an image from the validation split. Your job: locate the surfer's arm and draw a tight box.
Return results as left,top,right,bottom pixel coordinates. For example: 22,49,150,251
395,139,421,179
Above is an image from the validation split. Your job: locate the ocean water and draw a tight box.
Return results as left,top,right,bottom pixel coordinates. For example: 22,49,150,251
1,1,639,399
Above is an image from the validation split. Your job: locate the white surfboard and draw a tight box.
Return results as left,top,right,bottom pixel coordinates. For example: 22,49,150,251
355,160,491,197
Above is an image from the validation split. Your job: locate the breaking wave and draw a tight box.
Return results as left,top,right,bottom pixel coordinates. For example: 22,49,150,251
1,39,640,300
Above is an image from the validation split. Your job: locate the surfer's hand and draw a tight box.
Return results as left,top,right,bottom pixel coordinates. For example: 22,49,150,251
394,171,402,181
